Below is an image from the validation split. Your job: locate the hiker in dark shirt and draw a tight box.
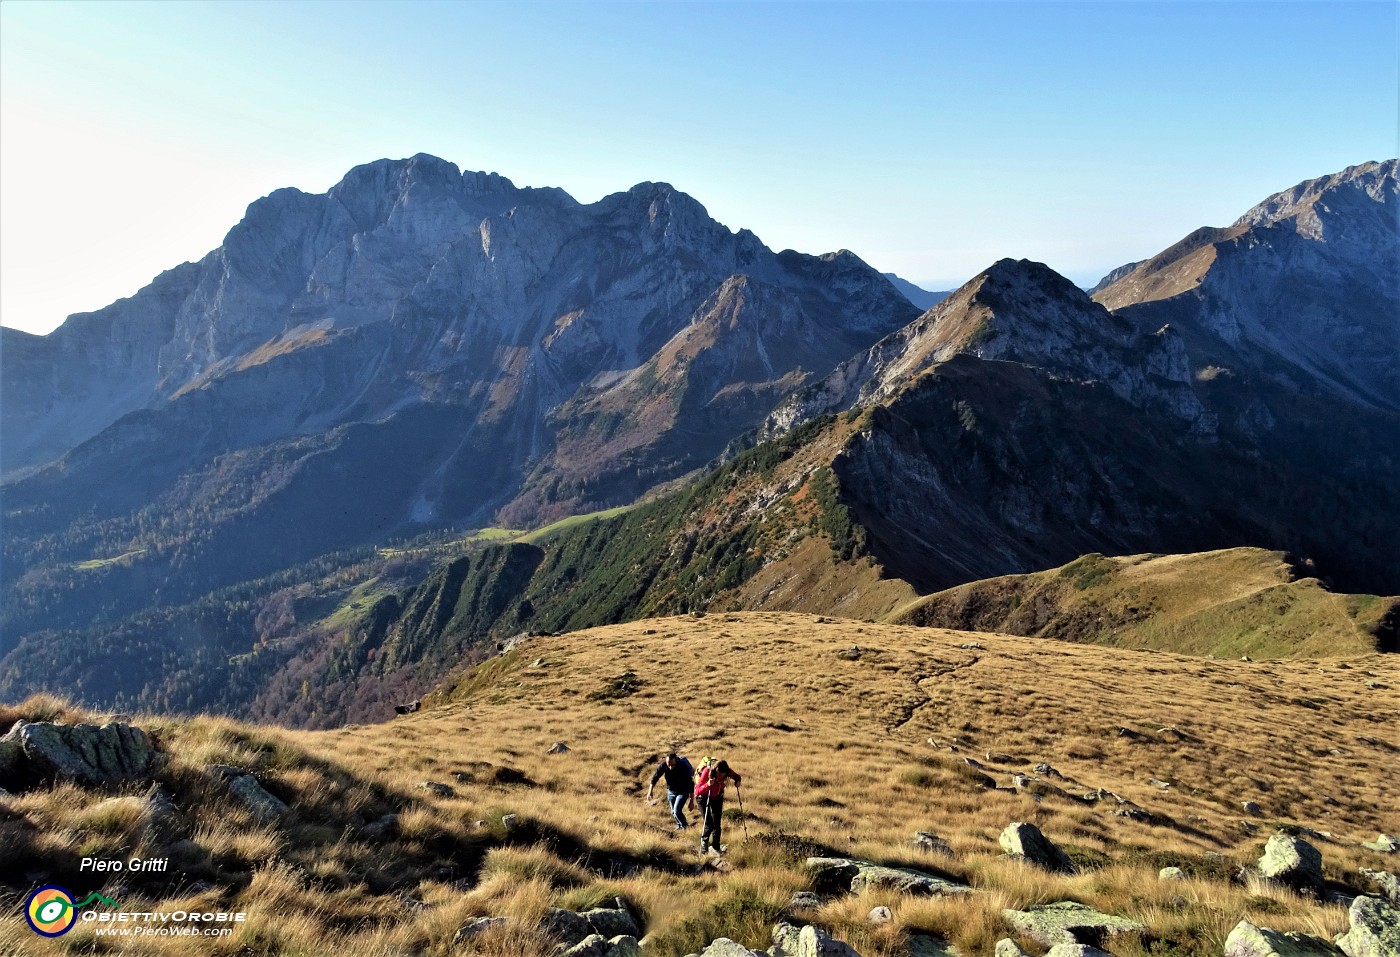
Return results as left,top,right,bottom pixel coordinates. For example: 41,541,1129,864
695,759,742,854
646,753,697,830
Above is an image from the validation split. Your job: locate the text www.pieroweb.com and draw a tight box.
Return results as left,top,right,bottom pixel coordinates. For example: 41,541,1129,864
93,925,234,938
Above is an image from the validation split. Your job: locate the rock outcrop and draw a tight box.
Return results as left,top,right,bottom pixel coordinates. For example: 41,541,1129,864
1002,901,1146,947
1,720,157,788
1358,870,1399,906
207,765,289,822
1224,920,1342,957
806,857,973,896
1335,895,1400,957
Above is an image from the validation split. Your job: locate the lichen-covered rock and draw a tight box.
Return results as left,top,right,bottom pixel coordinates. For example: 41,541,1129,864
772,921,804,956
1335,896,1400,957
795,925,862,956
606,937,642,957
581,902,640,940
996,941,1030,957
1259,834,1325,894
1362,835,1399,854
562,934,609,957
1160,866,1187,880
998,822,1075,873
542,906,593,944
207,766,289,822
698,940,763,957
1046,946,1114,957
806,857,972,896
452,915,508,944
1002,901,1146,946
1358,870,1399,906
1224,920,1341,957
3,720,156,787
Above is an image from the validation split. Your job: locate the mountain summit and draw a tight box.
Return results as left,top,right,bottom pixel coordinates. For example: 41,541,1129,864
1,158,1396,724
1095,158,1399,411
1,154,916,647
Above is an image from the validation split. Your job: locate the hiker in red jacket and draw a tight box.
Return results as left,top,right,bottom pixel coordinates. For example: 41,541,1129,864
695,759,742,854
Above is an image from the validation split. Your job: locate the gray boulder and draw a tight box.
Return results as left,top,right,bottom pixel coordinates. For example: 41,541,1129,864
142,783,178,824
606,937,642,957
1335,895,1400,957
795,925,862,956
788,891,822,910
582,902,641,940
1224,920,1342,957
208,766,289,822
999,822,1075,874
1159,866,1186,881
543,906,594,945
1002,901,1146,946
1259,834,1325,894
3,720,156,787
1362,835,1399,854
1046,947,1114,957
996,941,1030,957
452,915,508,944
562,934,610,957
362,813,399,841
772,921,804,956
699,940,763,957
0,738,22,785
914,831,954,856
806,857,972,896
1358,870,1399,906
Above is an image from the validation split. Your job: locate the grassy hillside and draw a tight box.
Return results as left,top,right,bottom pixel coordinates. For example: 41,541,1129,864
890,548,1399,658
4,614,1397,956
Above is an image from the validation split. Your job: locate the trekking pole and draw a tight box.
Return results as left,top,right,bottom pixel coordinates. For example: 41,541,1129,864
735,784,750,841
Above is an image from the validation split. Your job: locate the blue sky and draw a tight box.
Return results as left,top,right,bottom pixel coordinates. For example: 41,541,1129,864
1,1,1396,335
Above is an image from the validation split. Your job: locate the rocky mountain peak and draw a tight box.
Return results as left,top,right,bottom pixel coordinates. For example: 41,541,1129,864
971,258,1094,309
1233,158,1397,238
460,168,517,195
765,256,1209,435
1095,158,1398,410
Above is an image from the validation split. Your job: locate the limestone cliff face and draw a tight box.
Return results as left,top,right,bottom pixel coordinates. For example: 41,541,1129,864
1095,159,1400,412
1,154,917,637
2,154,916,480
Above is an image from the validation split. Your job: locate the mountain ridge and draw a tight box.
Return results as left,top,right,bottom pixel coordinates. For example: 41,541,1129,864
3,157,1398,727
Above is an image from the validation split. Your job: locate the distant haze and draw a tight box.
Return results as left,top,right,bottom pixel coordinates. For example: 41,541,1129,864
1,0,1395,335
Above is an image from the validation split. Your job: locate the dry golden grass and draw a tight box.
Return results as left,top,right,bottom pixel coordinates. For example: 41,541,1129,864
2,613,1396,955
891,547,1396,658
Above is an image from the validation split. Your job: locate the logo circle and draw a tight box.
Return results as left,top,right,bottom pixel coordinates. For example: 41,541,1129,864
26,885,77,937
